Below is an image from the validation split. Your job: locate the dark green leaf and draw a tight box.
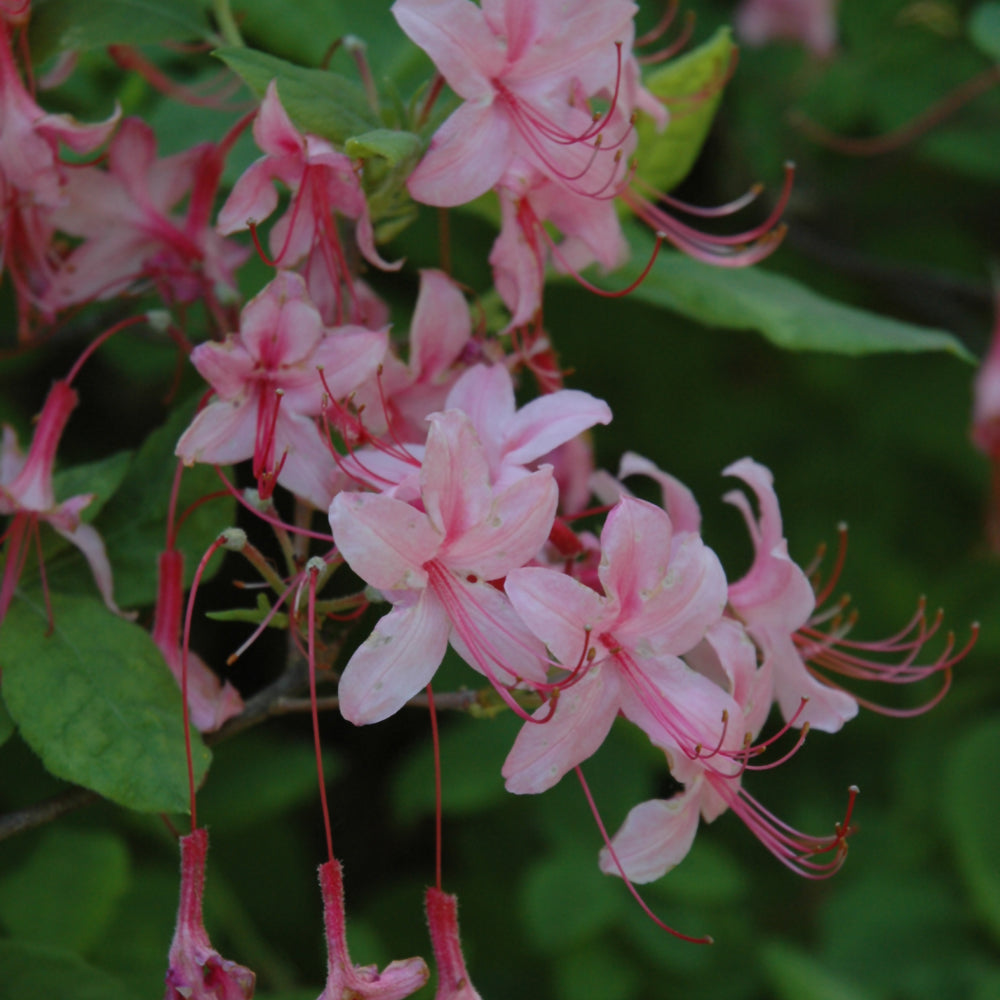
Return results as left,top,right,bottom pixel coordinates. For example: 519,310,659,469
0,697,14,748
30,0,210,63
215,47,380,145
945,716,1000,945
633,26,734,194
762,942,884,1000
0,940,140,1000
1,591,210,813
553,943,641,1000
345,128,422,168
0,828,130,955
52,450,133,524
625,226,975,359
969,3,1000,61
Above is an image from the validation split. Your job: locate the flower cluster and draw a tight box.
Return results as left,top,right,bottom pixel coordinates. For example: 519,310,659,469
0,0,976,996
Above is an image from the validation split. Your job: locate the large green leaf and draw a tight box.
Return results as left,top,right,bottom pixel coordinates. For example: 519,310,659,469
0,827,130,956
1,591,210,814
945,716,1000,945
969,3,1000,61
0,940,140,1000
30,0,210,63
633,26,735,195
625,225,975,359
215,47,381,145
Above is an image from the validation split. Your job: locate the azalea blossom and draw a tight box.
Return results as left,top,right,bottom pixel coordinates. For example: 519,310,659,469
43,116,246,319
329,409,558,724
0,20,118,337
0,380,124,624
724,457,859,732
217,80,395,326
392,0,638,206
176,270,387,509
502,495,732,794
736,0,839,57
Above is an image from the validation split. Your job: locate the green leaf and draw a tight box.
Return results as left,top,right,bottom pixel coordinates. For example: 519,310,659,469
553,943,641,1000
52,450,133,524
215,47,380,145
762,942,884,1000
634,26,735,194
0,940,140,1000
1,591,210,813
945,716,1000,945
625,225,975,359
0,696,14,747
969,3,1000,61
345,128,422,167
30,0,210,63
0,828,130,956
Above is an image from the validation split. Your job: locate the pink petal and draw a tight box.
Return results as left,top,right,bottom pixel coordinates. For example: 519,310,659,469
329,491,440,592
338,591,451,724
407,101,510,207
598,788,702,883
392,0,503,100
502,665,621,794
506,566,608,668
52,521,128,618
504,389,611,467
443,466,557,580
409,269,471,377
240,271,323,368
420,411,493,540
618,452,702,535
175,397,257,467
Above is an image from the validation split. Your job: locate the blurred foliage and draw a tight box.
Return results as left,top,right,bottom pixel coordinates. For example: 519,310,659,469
1,0,999,998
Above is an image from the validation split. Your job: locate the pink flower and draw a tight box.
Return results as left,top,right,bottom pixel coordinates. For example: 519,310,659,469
329,409,557,724
43,117,246,314
736,0,838,57
502,495,732,794
0,21,118,337
164,828,256,1000
315,860,428,1000
392,0,637,206
0,380,124,624
176,271,387,509
217,80,393,326
723,458,859,732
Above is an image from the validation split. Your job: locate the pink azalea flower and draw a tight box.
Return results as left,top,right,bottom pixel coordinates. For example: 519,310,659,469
315,860,428,1000
736,0,839,57
392,0,638,206
42,117,246,315
217,80,393,326
489,165,629,329
0,21,118,337
599,616,855,882
0,380,124,624
443,362,612,488
176,271,387,509
329,409,558,724
164,828,256,1000
502,495,732,794
723,458,859,733
355,268,474,441
153,549,243,733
